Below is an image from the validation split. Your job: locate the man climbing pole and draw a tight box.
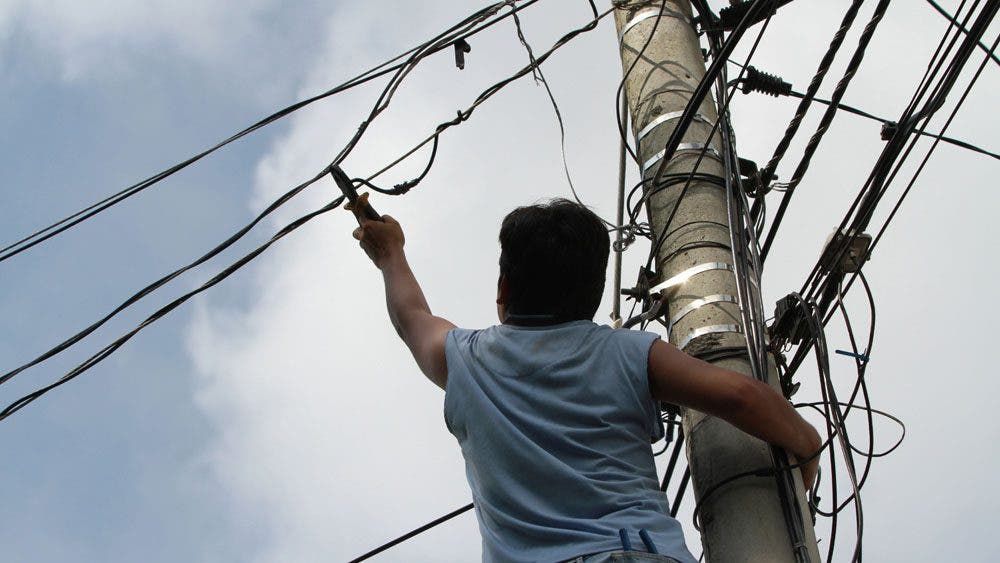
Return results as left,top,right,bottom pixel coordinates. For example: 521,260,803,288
351,198,820,563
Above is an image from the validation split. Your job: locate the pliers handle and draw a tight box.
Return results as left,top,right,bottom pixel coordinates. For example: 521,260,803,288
330,165,381,225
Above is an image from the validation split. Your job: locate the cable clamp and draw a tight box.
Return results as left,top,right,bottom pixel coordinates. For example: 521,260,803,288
769,292,810,346
678,324,742,350
649,262,733,294
636,110,712,143
642,143,721,175
618,7,692,42
454,39,472,70
818,230,871,273
612,226,637,253
666,294,738,335
716,0,778,31
880,121,898,141
835,349,870,362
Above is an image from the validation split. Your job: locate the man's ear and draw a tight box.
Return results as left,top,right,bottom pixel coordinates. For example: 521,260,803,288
497,275,511,304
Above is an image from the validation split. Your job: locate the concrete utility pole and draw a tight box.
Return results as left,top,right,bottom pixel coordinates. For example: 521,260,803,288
613,2,820,561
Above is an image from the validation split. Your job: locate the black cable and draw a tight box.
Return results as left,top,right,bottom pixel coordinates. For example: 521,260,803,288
647,0,775,188
691,437,829,531
785,90,999,161
512,0,616,226
1,4,616,416
660,431,686,492
925,0,1000,67
812,26,1000,334
865,31,999,259
0,0,542,265
347,503,474,563
755,0,866,196
0,170,328,389
760,0,892,263
0,196,345,421
2,0,485,391
670,467,690,518
796,0,998,323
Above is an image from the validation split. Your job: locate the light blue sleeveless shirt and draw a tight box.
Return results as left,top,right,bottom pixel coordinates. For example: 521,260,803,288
444,320,696,563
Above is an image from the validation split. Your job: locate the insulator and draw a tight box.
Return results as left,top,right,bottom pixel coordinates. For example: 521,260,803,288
742,66,792,97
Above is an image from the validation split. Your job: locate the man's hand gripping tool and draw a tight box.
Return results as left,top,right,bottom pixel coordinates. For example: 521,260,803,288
330,165,381,226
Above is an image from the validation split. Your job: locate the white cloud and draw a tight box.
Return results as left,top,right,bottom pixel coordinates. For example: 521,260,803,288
1,0,326,104
185,1,1000,561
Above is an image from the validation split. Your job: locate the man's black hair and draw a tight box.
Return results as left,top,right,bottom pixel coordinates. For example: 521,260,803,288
499,198,609,322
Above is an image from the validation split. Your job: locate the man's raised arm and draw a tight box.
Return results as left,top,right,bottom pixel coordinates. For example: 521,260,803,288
353,215,455,389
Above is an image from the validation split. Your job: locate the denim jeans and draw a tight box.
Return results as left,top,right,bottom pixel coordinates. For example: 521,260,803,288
565,551,682,563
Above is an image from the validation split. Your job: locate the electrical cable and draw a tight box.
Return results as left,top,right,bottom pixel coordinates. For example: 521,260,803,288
0,0,543,265
348,503,474,563
511,0,617,227
644,19,771,273
2,0,498,391
754,0,866,199
647,0,776,189
759,0,892,263
0,195,345,421
1,3,616,418
784,90,1000,161
813,27,1000,335
793,0,998,327
925,0,1000,67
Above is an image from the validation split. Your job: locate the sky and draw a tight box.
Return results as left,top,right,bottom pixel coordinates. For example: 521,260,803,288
1,1,998,562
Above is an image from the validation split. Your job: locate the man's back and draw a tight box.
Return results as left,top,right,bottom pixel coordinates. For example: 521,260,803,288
445,321,696,563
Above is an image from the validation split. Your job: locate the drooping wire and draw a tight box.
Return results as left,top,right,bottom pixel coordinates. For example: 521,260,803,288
509,0,617,226
0,195,345,421
0,0,616,423
1,1,515,393
0,0,542,265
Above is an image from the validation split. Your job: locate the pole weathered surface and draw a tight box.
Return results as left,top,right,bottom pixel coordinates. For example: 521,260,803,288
613,2,820,561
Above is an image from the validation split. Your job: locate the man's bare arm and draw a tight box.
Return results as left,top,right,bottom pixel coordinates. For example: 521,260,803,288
354,215,454,389
647,339,821,488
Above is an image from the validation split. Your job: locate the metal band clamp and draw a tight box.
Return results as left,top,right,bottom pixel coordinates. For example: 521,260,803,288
642,143,722,175
649,262,733,294
636,110,712,143
618,7,692,42
678,324,742,350
666,294,738,334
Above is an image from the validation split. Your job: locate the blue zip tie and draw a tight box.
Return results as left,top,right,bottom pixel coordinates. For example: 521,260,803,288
835,349,870,362
618,528,632,551
639,529,659,554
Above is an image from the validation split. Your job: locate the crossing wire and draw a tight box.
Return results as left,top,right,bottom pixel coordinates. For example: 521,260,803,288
0,0,543,265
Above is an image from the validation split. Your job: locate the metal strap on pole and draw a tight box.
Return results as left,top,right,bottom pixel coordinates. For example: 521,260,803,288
649,261,733,294
637,110,712,143
618,7,692,42
678,324,743,350
667,294,738,334
642,143,722,174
